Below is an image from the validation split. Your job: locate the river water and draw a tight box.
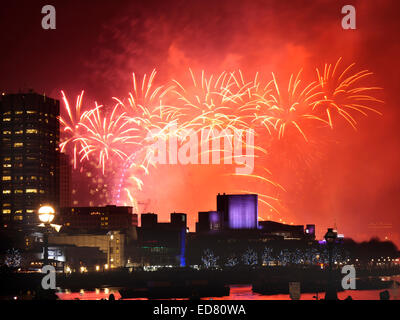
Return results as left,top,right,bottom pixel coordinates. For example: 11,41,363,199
56,275,400,300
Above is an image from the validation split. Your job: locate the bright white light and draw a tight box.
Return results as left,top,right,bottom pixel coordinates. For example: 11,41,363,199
38,206,55,223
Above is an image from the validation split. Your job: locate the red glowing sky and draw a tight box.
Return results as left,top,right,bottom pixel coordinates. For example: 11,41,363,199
1,0,400,245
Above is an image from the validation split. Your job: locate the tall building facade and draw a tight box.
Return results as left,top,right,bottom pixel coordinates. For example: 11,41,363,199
0,92,60,228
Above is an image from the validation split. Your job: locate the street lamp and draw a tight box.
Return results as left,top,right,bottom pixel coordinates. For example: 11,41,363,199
38,205,55,266
324,228,338,300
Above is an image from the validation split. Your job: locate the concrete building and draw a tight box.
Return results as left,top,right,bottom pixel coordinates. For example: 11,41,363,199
60,205,138,232
48,231,126,268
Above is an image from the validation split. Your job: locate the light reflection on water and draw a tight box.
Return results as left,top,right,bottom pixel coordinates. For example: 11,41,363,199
57,278,400,301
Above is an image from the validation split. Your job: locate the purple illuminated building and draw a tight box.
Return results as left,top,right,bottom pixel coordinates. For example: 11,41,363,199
217,193,258,230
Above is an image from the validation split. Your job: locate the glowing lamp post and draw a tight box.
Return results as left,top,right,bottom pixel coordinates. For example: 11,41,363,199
38,205,55,266
324,228,338,300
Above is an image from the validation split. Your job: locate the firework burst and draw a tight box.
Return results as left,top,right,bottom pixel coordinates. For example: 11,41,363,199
312,57,383,129
78,103,141,174
172,69,253,136
59,60,384,222
59,90,93,169
113,69,181,135
251,71,326,141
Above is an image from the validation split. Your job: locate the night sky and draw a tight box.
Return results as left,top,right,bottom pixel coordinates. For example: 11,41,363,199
1,0,399,245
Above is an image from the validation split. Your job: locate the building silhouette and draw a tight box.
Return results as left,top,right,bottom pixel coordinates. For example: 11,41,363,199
0,92,60,229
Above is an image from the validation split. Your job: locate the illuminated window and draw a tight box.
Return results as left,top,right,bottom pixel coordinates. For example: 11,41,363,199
14,189,23,194
39,190,45,194
2,176,11,181
26,129,38,134
3,157,11,161
13,216,23,221
2,118,11,121
15,130,23,135
30,176,37,180
3,111,11,115
15,210,22,214
26,189,38,193
2,190,11,194
2,209,11,214
15,111,23,115
26,111,36,114
14,142,23,147
26,209,34,213
2,130,11,135
3,164,11,168
2,203,11,207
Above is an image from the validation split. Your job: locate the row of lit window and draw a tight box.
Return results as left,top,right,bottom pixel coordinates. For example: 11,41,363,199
1,211,24,220
3,165,51,171
2,189,45,194
2,110,53,116
2,175,40,181
2,110,38,115
3,118,51,123
2,170,44,176
2,129,39,135
2,157,38,163
2,202,35,212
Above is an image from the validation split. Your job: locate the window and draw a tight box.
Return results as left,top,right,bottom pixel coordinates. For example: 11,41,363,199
2,131,11,135
2,210,11,214
2,176,11,181
26,129,38,134
3,164,11,168
15,130,23,135
14,190,23,194
15,111,23,115
26,189,38,193
26,210,34,213
2,190,11,194
14,142,23,147
2,118,11,122
30,176,37,180
26,111,36,114
13,216,23,221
